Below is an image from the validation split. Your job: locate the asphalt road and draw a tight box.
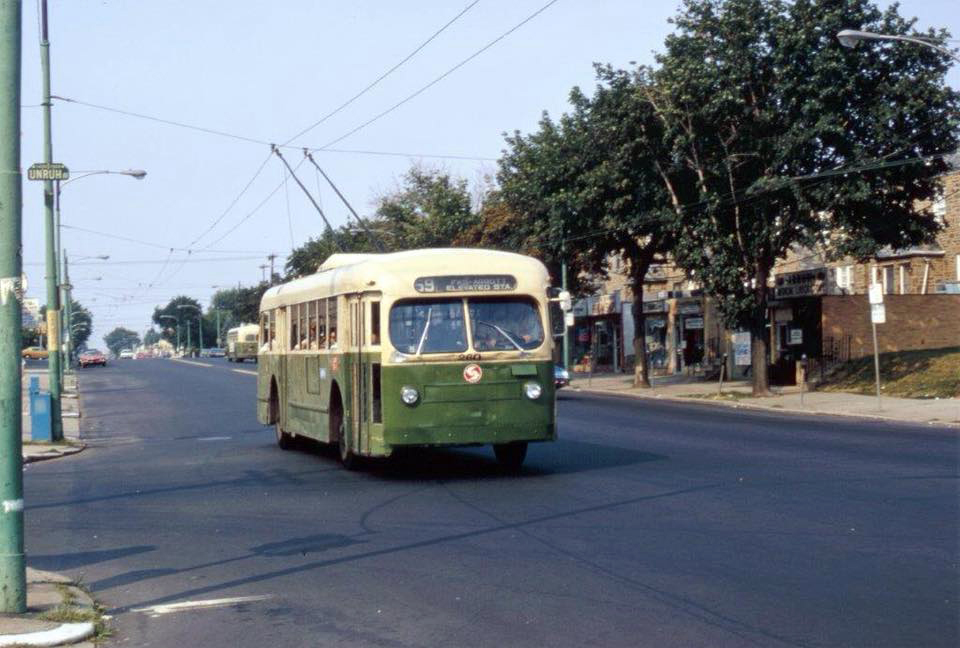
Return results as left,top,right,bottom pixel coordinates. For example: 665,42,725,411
23,357,959,647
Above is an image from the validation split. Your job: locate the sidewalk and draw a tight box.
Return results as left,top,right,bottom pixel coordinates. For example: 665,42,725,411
0,568,98,647
5,370,97,647
21,369,84,463
569,372,960,427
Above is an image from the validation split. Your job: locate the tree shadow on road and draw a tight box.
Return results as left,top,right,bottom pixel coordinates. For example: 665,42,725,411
29,544,156,571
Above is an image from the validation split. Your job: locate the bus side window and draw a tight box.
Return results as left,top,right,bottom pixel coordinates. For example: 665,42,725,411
260,314,268,350
308,301,317,350
298,303,307,350
370,301,380,346
290,303,300,351
269,309,276,351
328,297,338,348
317,299,326,349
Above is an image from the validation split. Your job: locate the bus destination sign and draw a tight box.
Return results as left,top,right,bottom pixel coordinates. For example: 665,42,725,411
414,275,517,293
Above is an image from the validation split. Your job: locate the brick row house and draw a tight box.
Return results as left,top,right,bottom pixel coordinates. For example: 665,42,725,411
568,166,960,382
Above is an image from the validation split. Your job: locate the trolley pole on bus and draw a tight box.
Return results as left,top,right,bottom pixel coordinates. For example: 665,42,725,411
0,0,27,613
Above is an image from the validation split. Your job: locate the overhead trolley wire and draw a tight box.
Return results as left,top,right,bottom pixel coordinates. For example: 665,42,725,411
281,0,482,146
313,0,562,151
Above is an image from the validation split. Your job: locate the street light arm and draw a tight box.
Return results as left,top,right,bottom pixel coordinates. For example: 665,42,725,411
837,29,960,64
59,169,147,189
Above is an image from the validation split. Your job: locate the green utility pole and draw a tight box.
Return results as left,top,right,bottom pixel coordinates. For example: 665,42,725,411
186,320,191,353
561,240,570,370
39,0,61,441
215,310,221,347
62,250,71,370
0,0,27,613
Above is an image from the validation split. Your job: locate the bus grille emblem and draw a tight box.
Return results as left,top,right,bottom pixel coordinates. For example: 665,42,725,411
463,364,483,384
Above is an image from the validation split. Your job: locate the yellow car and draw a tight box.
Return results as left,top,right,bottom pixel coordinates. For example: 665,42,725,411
21,346,49,360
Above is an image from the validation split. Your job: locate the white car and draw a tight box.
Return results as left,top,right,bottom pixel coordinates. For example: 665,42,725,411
118,349,135,359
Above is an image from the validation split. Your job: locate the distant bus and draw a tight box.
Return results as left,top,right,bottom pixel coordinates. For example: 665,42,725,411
226,324,259,363
256,249,558,470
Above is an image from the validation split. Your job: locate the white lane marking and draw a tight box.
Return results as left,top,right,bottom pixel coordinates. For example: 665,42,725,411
232,369,257,376
172,359,213,368
197,436,232,442
131,595,273,617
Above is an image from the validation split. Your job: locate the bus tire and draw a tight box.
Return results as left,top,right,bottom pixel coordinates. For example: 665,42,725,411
494,442,527,472
330,387,356,470
271,380,293,450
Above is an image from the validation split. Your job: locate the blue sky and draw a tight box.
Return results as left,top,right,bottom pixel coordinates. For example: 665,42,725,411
16,0,960,347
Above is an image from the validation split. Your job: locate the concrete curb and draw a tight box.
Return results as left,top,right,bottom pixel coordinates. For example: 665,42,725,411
0,621,94,647
568,386,960,428
22,445,86,464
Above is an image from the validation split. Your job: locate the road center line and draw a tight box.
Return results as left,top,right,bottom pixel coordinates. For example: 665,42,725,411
232,369,258,376
172,359,213,368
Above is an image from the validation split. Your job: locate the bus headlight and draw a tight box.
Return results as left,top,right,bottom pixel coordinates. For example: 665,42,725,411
401,386,420,405
523,381,542,400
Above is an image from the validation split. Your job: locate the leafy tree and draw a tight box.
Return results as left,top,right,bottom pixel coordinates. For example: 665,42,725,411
639,0,959,394
285,165,482,278
498,71,679,386
374,165,479,249
103,327,140,357
210,283,272,327
152,296,202,347
68,299,92,351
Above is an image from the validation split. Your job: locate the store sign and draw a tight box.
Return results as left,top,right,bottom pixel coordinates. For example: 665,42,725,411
677,301,702,315
789,328,803,345
642,299,666,313
733,331,751,366
684,317,704,330
590,292,620,315
774,268,828,298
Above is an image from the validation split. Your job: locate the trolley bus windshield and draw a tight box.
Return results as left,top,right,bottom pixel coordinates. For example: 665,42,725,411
388,296,544,354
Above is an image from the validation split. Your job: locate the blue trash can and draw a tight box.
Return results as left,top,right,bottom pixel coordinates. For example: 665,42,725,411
29,376,52,442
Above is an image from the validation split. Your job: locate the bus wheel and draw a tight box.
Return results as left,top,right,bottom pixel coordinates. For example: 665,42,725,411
494,442,527,472
275,421,294,450
337,420,357,470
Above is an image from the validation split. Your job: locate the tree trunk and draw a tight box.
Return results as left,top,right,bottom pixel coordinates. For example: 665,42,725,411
750,258,772,396
629,254,653,388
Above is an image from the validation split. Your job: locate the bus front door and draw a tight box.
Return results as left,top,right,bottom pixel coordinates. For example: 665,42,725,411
348,296,368,456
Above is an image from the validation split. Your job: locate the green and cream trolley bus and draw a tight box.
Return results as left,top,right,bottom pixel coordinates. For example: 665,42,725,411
226,323,259,363
257,248,558,470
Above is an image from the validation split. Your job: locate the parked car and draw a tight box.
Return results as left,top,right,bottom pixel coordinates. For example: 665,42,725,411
208,348,225,358
21,346,48,360
78,349,107,368
135,351,148,359
118,349,135,359
554,365,570,389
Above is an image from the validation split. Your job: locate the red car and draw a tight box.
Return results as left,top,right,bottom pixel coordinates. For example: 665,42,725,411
78,349,107,368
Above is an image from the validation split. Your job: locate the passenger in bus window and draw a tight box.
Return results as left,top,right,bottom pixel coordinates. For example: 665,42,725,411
329,329,338,348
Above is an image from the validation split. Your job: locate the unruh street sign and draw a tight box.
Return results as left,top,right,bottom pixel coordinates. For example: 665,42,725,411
868,283,884,304
27,162,69,181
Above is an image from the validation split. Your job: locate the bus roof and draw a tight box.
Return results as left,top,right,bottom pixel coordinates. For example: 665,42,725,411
227,323,259,334
260,248,551,311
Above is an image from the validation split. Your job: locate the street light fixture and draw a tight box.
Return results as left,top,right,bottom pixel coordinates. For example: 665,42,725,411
837,29,960,63
177,304,203,356
56,171,145,386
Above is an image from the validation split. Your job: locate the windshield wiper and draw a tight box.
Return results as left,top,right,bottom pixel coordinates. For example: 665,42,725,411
415,306,433,356
477,320,526,354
